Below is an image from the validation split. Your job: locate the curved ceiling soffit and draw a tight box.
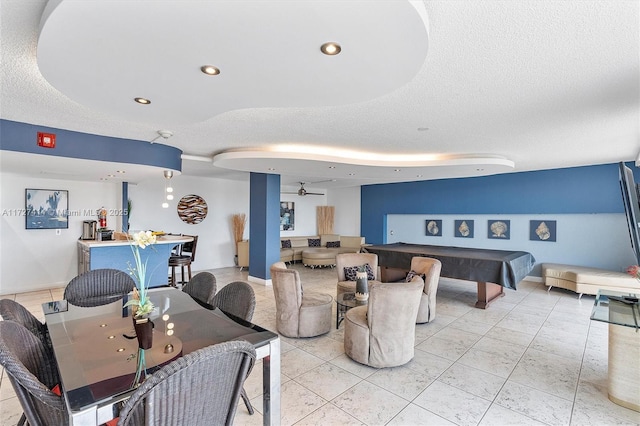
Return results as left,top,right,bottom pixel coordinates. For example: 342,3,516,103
36,0,430,124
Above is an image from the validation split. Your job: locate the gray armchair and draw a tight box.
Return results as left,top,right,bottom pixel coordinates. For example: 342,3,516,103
344,277,424,368
410,256,442,323
270,262,333,338
336,253,381,296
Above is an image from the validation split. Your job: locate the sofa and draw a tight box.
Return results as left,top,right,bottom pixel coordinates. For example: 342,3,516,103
542,263,640,297
280,234,365,266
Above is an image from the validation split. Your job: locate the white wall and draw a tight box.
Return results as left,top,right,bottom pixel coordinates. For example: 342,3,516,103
1,172,122,294
387,213,637,275
129,174,250,271
328,186,361,236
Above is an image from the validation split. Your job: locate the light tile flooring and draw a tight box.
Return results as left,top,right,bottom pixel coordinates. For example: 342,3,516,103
2,265,639,426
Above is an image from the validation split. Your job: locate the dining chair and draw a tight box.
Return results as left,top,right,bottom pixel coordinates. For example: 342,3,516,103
0,299,53,357
64,268,135,307
168,235,198,286
0,321,68,426
211,280,257,415
116,340,256,426
182,271,217,305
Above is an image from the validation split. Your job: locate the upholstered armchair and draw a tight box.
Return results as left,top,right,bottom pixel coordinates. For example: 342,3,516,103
344,277,424,368
336,253,381,296
270,262,333,338
410,256,442,323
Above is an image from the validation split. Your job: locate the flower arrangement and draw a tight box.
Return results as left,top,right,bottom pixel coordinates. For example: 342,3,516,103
627,265,640,281
124,230,157,318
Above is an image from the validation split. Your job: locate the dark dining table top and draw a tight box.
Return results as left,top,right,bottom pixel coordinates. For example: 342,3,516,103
43,287,277,413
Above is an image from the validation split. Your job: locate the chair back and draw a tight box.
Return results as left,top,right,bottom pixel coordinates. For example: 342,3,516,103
175,235,198,262
367,279,423,366
410,257,442,295
212,281,256,321
182,272,217,305
0,321,68,426
0,299,49,345
64,268,135,307
270,262,303,336
116,341,255,426
336,253,378,281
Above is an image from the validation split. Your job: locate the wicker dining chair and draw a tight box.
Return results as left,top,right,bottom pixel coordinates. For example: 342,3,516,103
64,268,135,307
0,321,68,426
0,299,52,354
116,341,256,426
211,281,257,415
182,271,217,306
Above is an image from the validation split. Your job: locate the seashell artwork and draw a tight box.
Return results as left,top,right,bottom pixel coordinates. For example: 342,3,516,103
425,219,442,236
458,221,470,237
535,221,550,240
530,220,556,242
488,220,510,239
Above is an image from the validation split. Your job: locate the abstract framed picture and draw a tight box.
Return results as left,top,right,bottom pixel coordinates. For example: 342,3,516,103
280,202,295,231
488,219,510,239
25,188,69,229
530,220,557,242
425,219,442,236
454,220,474,238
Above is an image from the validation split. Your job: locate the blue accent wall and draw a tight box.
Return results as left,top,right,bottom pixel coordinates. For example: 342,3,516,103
362,163,627,244
0,119,182,171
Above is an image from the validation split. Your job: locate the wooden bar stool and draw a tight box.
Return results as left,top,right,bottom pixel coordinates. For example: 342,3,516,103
168,235,198,287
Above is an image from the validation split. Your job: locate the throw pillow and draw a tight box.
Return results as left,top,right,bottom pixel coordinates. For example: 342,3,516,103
326,240,341,248
281,239,292,249
308,238,321,247
344,264,375,281
405,270,418,282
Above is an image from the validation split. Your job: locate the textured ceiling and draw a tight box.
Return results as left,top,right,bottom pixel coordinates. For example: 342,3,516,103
0,0,638,190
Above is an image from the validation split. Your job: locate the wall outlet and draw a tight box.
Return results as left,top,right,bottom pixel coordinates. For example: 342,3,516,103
56,229,61,235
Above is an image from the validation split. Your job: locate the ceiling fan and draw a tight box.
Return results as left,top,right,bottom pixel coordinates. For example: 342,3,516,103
283,182,325,196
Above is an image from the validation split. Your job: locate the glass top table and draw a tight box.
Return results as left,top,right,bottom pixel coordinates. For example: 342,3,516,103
43,287,280,425
590,289,639,329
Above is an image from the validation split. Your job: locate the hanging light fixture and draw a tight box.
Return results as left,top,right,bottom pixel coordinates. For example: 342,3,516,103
162,170,174,208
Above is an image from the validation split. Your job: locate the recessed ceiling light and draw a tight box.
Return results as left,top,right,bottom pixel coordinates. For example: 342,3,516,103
320,42,341,55
134,97,150,105
268,167,276,171
329,166,336,169
348,173,355,176
117,170,125,174
416,174,423,178
394,169,401,172
200,65,220,75
107,174,115,178
417,127,429,131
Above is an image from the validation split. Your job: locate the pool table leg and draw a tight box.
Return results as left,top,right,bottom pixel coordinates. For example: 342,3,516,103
475,282,504,309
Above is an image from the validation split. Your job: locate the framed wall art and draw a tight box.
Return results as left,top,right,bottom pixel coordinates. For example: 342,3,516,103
488,219,510,239
280,202,295,231
454,219,474,238
177,194,208,224
425,219,442,236
25,188,69,229
530,220,557,242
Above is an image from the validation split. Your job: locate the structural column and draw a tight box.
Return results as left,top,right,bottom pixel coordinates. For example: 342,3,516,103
248,172,281,284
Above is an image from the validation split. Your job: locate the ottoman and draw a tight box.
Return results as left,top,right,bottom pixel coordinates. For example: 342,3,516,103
302,248,339,268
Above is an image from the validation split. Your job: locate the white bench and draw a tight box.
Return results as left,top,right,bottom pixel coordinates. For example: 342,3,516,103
542,263,640,298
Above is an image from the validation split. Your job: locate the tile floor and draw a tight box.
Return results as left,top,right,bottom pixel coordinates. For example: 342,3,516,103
1,264,639,426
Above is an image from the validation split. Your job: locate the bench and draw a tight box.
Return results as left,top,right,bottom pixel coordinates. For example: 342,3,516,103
542,263,640,298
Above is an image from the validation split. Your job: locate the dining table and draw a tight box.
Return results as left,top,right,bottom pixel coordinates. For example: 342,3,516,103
43,287,281,425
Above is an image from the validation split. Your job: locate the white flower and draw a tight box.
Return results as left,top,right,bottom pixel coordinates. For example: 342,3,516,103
132,230,157,249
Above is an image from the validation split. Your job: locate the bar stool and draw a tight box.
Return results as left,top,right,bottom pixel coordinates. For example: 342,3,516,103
169,235,198,287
